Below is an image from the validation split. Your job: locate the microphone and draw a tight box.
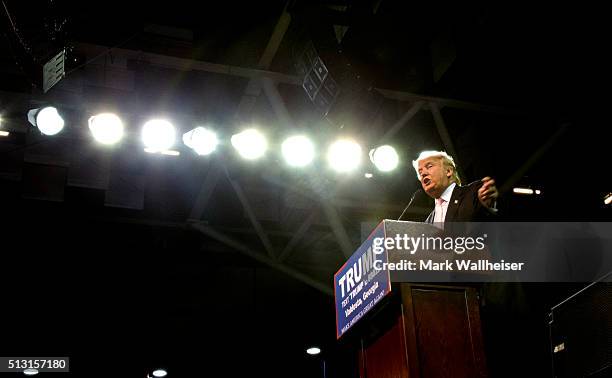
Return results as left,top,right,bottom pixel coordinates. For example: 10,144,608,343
397,188,422,221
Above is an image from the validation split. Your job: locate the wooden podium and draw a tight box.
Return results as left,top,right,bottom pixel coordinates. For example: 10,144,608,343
336,220,488,378
357,283,487,378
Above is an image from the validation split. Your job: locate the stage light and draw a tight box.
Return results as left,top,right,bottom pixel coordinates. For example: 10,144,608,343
604,193,612,205
535,189,541,195
364,173,373,178
152,369,168,377
306,347,321,355
183,127,218,155
231,128,267,160
369,145,399,172
88,113,124,145
513,187,534,195
0,115,7,136
0,115,7,137
328,139,362,173
281,135,314,167
23,369,39,376
27,106,64,135
142,119,176,152
144,148,180,156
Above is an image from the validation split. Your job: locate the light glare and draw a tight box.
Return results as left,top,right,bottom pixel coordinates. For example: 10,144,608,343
183,127,218,155
152,369,167,377
142,119,175,152
513,187,534,195
89,113,124,145
369,145,399,172
282,135,315,167
144,148,180,156
306,347,321,355
328,139,362,172
231,128,267,160
36,106,64,135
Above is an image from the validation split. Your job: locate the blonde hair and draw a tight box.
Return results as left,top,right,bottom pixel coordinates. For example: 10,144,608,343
412,150,462,185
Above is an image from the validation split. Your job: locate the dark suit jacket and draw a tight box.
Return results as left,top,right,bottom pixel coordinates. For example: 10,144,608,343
424,180,497,223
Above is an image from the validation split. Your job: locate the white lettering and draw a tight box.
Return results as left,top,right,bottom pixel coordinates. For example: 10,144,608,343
384,237,395,250
338,275,346,298
346,268,355,292
420,259,453,270
354,256,363,283
362,281,379,301
409,236,421,254
373,238,384,254
373,259,383,270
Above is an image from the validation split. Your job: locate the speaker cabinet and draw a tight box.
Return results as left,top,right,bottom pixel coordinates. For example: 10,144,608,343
549,276,612,377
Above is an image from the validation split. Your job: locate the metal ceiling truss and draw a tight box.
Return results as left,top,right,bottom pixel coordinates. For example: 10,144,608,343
0,5,524,295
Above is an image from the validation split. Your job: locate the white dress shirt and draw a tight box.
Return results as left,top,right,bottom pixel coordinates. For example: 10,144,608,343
433,182,456,223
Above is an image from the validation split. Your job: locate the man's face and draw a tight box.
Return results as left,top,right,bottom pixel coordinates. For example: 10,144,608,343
417,157,453,198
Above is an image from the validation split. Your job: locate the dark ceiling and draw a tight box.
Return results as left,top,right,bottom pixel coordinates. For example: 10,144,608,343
0,1,608,377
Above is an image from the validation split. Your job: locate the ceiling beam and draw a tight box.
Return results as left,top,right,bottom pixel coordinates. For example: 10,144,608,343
70,43,520,116
227,175,277,260
429,102,464,182
261,173,431,218
213,226,296,238
499,123,570,195
261,77,294,127
257,3,292,70
188,160,222,221
375,88,524,116
215,8,293,257
320,198,355,259
73,42,300,85
260,73,356,259
234,3,292,121
188,7,292,228
278,209,318,262
190,222,332,296
378,101,424,143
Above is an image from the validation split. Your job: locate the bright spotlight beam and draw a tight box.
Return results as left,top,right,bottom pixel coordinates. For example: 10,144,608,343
183,127,218,155
231,128,267,160
328,139,362,173
89,113,124,145
369,145,399,172
281,135,314,167
27,106,65,136
142,119,176,152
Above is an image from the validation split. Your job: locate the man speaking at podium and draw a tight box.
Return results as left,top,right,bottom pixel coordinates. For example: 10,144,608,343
411,150,498,223
411,151,534,378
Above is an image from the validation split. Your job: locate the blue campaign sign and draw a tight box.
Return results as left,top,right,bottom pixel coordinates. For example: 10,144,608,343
334,221,391,339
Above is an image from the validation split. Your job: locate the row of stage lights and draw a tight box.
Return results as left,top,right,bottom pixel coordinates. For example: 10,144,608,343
24,106,400,173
